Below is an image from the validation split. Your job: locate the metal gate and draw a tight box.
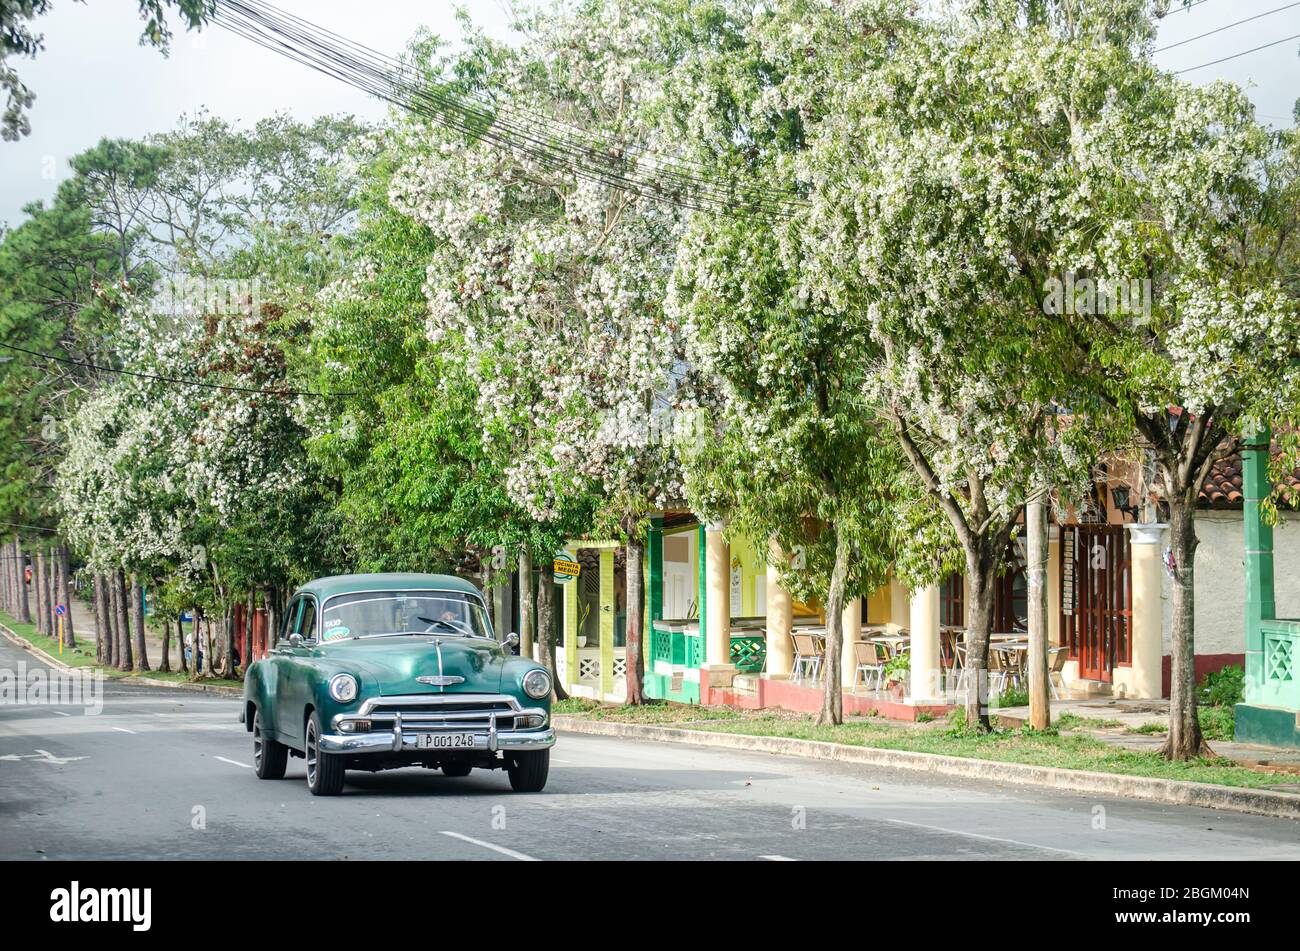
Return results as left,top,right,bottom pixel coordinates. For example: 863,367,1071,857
1059,525,1131,683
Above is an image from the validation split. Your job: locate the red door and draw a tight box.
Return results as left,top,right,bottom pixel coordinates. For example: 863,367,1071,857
1060,525,1131,683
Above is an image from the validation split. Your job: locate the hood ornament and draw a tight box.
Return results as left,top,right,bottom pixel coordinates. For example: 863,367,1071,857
417,675,464,687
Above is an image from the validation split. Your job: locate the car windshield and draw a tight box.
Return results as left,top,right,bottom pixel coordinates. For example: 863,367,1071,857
320,590,494,642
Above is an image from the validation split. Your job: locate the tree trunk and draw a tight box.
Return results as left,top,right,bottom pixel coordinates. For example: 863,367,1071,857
175,613,187,673
130,573,149,672
535,559,567,701
191,606,203,678
624,534,646,705
159,608,173,673
57,546,76,647
1162,496,1210,760
1027,494,1051,731
218,603,235,678
266,587,279,653
41,551,54,639
96,573,111,666
206,611,216,679
518,550,535,661
15,538,30,623
963,545,996,731
52,549,67,647
817,525,850,726
113,569,132,671
32,549,46,635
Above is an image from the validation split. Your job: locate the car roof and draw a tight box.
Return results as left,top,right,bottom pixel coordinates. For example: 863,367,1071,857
295,573,484,603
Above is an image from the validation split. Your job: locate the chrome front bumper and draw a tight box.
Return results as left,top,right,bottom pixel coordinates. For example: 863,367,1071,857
319,727,555,755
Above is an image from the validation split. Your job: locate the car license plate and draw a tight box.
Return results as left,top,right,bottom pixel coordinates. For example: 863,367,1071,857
415,733,477,750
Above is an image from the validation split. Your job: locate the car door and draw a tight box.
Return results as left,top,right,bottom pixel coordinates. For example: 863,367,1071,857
272,596,314,743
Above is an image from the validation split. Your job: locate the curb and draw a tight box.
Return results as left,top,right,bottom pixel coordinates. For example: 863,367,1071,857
0,622,244,697
552,716,1300,821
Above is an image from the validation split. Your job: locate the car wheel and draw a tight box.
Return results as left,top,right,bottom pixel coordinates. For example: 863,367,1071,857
253,709,288,780
441,763,472,778
305,711,344,796
506,749,549,792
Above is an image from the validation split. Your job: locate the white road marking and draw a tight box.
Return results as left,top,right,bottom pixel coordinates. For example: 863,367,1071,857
0,749,86,765
215,756,251,769
111,727,137,734
873,814,1086,857
439,831,538,861
759,854,797,861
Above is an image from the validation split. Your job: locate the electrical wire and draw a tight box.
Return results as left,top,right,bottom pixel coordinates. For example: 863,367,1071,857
1175,30,1300,72
1156,1,1300,52
209,0,803,218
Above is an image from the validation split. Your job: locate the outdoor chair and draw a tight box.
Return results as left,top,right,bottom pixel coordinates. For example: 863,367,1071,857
1047,646,1069,700
852,640,889,693
792,632,824,682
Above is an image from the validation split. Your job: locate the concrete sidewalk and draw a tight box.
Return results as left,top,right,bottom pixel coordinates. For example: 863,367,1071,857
997,698,1300,778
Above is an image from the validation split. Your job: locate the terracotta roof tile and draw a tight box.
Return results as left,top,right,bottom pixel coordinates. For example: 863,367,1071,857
1199,452,1300,509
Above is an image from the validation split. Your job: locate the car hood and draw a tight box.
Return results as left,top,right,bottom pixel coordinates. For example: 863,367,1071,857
314,636,507,695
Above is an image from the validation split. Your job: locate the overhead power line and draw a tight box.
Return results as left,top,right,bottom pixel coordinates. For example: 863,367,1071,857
0,342,356,400
1156,1,1300,52
1175,31,1300,72
209,0,804,218
1157,0,1215,16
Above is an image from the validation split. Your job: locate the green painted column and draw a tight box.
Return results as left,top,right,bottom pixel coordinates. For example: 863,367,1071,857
1243,427,1275,701
648,516,664,626
599,548,615,697
696,522,707,640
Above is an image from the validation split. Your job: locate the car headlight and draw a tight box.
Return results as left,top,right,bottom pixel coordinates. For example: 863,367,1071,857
328,673,359,703
522,668,551,700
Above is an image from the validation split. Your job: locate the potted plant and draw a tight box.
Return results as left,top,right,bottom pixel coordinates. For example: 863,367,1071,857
883,652,911,700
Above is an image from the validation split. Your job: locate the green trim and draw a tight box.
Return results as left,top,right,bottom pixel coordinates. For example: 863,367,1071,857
1235,702,1300,749
697,523,707,646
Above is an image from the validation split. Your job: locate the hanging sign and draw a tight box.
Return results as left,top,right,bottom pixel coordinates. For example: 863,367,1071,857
553,550,580,583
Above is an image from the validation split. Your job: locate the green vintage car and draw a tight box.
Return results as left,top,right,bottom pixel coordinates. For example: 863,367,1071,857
240,573,554,796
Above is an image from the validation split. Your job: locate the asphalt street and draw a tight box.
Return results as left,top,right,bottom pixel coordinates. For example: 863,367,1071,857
3,635,1300,861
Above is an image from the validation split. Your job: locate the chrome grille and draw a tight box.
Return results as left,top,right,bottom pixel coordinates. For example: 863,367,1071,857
365,696,516,733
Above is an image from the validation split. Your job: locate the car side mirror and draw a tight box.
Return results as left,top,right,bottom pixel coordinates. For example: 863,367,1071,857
289,633,304,648
505,632,520,652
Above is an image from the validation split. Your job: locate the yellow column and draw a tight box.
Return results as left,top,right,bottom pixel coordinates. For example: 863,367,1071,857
1047,529,1061,647
910,583,941,702
1126,524,1166,699
889,575,911,630
599,548,615,698
765,539,793,676
839,597,862,688
704,522,735,685
563,570,579,693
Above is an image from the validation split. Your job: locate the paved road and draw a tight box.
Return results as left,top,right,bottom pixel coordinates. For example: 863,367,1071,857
3,635,1300,861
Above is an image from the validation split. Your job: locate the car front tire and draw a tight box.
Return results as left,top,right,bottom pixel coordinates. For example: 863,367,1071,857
305,710,345,796
253,709,288,780
506,749,549,792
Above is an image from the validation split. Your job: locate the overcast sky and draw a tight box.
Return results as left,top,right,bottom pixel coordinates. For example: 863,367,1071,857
0,0,1296,228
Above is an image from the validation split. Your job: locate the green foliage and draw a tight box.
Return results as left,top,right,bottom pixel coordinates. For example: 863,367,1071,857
1198,705,1236,742
1200,664,1245,709
994,684,1030,709
882,651,911,687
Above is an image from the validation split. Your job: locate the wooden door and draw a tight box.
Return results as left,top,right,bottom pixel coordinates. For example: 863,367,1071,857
1060,525,1131,683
